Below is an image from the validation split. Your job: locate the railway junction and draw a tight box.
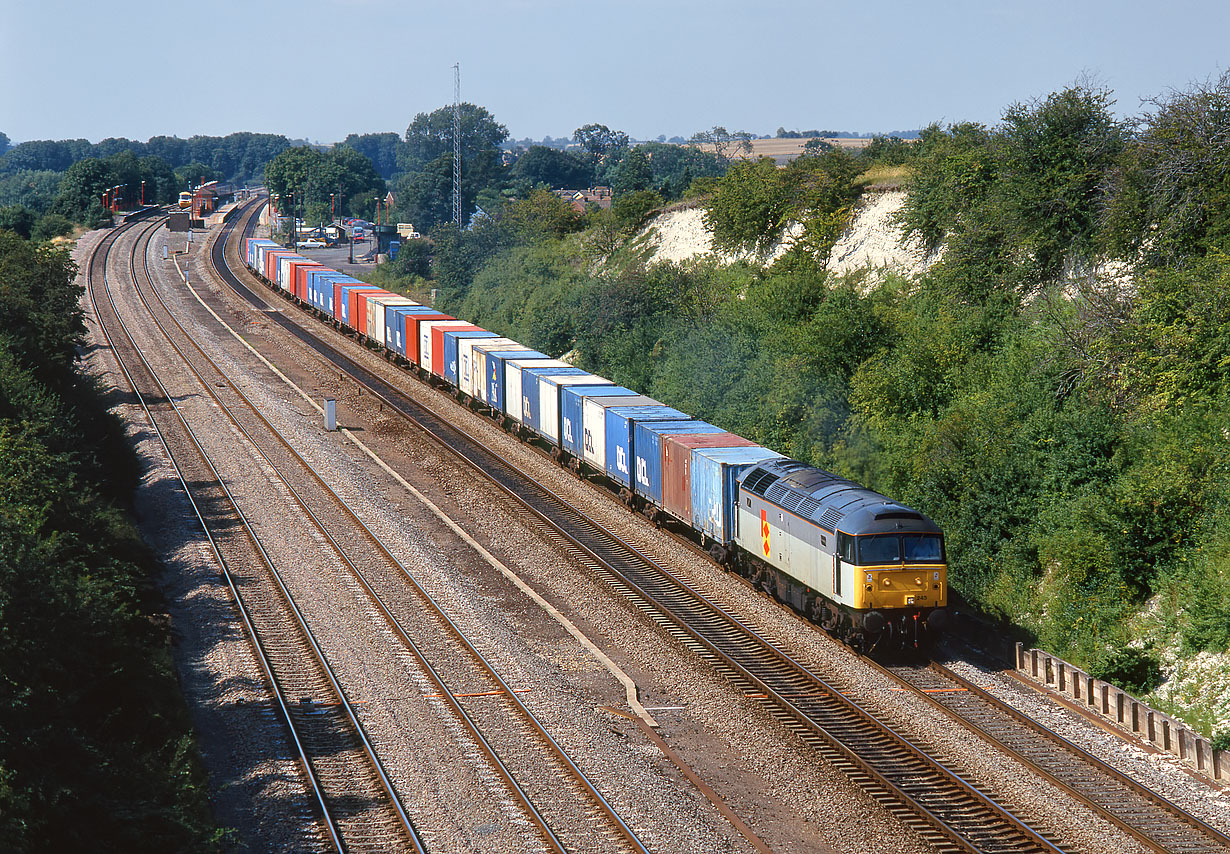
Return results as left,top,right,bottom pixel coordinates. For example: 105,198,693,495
74,200,1230,853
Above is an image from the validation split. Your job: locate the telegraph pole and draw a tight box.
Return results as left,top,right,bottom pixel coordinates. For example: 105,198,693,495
452,63,462,227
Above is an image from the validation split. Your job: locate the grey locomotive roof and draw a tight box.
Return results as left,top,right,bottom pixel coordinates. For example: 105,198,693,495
738,458,942,536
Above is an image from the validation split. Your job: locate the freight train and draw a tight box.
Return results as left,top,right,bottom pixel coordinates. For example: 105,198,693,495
243,234,948,651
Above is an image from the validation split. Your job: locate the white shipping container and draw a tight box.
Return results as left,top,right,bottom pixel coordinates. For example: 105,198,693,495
504,359,567,423
581,394,656,469
543,375,613,446
460,337,516,398
368,296,417,349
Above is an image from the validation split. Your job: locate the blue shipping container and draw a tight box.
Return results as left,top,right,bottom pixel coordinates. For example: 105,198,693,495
521,367,590,439
442,329,498,387
632,421,724,505
480,349,545,409
309,270,352,315
604,406,690,488
387,305,437,357
692,446,784,545
559,385,636,460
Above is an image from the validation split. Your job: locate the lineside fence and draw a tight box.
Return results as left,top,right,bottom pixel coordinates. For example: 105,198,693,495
1015,643,1228,784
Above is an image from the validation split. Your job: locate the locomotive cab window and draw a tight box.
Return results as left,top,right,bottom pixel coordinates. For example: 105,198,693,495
904,534,944,562
856,533,945,565
836,532,856,564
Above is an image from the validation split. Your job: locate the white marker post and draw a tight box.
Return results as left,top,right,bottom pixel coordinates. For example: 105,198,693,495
324,399,337,431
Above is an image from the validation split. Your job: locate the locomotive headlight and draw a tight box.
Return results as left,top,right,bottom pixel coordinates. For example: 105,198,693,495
882,577,891,587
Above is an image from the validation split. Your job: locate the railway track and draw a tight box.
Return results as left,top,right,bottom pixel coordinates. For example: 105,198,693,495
204,200,1092,854
88,217,423,853
880,660,1230,854
120,214,652,854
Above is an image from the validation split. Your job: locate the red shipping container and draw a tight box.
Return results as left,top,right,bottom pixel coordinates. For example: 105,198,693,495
264,249,294,284
402,311,450,366
662,432,757,525
290,260,323,302
346,288,385,334
431,323,482,378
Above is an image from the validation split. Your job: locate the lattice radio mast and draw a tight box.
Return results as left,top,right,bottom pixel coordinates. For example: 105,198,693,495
452,63,462,227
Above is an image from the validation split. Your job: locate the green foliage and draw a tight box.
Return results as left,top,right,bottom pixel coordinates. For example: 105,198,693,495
340,132,402,180
611,147,652,197
1102,72,1230,267
0,169,62,214
898,122,996,252
900,87,1124,289
859,135,916,167
705,158,794,255
1,133,288,183
0,205,35,239
996,86,1125,282
501,188,585,241
1213,730,1230,752
704,150,862,260
611,189,663,233
0,234,220,850
1089,646,1162,696
30,212,72,241
509,145,593,191
264,145,385,224
631,142,726,200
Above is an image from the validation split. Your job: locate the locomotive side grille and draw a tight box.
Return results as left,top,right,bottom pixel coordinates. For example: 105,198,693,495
765,482,791,503
819,508,845,530
742,469,779,495
796,496,821,518
777,490,805,512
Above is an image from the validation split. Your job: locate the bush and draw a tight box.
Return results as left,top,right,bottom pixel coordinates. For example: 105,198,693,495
1089,646,1162,697
30,212,72,241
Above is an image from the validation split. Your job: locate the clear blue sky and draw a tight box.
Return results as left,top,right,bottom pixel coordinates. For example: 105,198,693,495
2,0,1226,145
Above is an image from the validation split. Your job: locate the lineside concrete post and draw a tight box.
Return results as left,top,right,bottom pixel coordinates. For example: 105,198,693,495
1085,674,1094,705
1147,710,1156,744
1031,649,1039,677
1057,660,1066,693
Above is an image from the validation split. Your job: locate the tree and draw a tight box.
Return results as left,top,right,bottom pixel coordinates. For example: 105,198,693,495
0,139,92,173
572,123,630,166
0,205,35,238
688,126,754,163
1102,72,1230,267
509,146,593,190
264,145,385,225
50,158,116,222
401,103,509,174
0,170,62,214
340,132,402,180
611,147,652,197
704,158,794,255
174,162,219,191
995,84,1125,282
0,132,9,157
